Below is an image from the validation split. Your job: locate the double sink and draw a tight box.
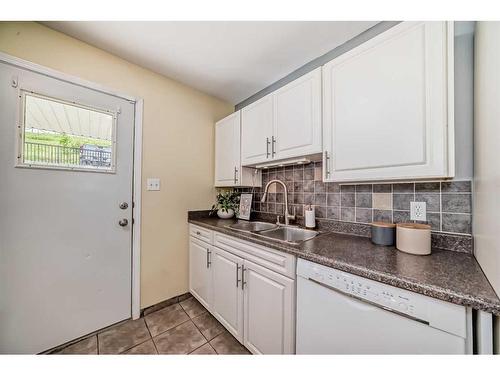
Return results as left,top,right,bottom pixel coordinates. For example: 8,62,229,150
226,221,319,245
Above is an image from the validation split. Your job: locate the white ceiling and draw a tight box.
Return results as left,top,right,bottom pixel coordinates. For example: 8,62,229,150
43,21,378,104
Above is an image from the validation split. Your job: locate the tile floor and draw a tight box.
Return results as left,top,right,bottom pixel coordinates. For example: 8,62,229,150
51,297,250,355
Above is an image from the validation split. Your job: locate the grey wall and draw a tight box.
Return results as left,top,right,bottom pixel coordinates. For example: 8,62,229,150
236,21,475,179
454,21,475,179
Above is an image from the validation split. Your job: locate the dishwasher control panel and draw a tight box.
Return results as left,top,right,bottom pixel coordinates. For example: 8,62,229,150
320,267,417,316
297,258,468,339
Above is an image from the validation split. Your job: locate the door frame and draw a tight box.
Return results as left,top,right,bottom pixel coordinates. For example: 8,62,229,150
0,51,143,320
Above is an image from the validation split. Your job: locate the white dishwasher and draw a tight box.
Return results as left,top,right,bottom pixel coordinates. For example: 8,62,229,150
296,259,472,354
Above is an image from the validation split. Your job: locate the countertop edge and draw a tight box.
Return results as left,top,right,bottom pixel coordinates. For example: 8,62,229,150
188,218,500,316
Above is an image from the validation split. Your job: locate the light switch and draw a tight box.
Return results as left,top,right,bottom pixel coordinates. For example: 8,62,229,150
147,178,161,191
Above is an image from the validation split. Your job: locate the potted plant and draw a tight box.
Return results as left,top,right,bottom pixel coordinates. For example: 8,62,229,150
210,191,240,219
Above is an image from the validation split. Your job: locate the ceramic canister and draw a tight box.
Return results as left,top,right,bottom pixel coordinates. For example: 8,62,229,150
396,223,432,255
371,222,396,246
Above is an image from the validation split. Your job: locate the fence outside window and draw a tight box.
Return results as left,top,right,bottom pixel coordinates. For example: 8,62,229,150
24,142,112,168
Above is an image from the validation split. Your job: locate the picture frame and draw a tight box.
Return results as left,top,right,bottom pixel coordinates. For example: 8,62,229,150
238,193,253,220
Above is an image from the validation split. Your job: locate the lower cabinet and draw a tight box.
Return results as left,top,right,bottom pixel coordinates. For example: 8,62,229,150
188,237,213,310
243,260,295,354
212,247,244,342
188,227,296,354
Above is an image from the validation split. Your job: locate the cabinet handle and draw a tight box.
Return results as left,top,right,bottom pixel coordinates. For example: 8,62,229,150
234,166,238,184
272,136,276,157
206,248,211,268
325,150,331,178
241,265,246,290
236,264,241,287
266,137,270,158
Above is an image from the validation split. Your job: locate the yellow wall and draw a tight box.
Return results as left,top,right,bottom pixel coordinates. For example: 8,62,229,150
0,22,234,308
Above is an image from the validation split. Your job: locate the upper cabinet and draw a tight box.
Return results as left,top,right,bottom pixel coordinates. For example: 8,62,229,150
323,21,454,182
214,112,261,187
274,68,322,160
240,96,274,165
241,68,322,166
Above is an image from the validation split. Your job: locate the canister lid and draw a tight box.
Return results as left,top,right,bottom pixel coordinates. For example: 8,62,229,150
396,223,431,230
372,221,396,228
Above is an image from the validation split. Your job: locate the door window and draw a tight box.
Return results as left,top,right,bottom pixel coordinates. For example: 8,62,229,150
17,91,117,172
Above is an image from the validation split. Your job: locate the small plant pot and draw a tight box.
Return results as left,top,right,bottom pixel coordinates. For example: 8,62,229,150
217,208,234,219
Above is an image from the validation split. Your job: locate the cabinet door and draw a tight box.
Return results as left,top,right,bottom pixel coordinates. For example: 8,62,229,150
212,248,244,342
323,21,453,182
241,95,273,166
189,237,213,310
215,112,240,187
274,67,322,160
243,260,295,354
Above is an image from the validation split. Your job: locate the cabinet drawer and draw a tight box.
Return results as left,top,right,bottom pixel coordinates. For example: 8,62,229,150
214,232,296,279
189,224,213,245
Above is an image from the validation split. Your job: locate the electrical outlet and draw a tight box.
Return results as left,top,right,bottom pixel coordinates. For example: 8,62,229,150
147,178,161,191
410,201,426,221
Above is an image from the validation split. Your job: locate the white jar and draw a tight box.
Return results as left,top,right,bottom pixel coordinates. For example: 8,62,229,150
396,223,431,255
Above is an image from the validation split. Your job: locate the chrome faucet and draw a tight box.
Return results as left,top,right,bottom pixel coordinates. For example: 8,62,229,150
261,179,296,226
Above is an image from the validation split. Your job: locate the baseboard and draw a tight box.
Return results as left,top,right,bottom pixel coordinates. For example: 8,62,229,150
141,292,192,317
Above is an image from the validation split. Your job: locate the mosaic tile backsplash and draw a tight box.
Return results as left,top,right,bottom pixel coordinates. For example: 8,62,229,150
235,162,472,235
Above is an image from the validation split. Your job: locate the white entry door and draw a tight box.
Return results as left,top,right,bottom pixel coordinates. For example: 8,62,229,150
0,60,136,354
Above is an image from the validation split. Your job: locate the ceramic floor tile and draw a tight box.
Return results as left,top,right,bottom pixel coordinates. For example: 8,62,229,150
209,332,250,355
98,318,151,354
153,320,207,354
190,342,216,355
123,340,158,354
191,312,225,341
179,297,207,319
56,335,98,354
145,303,190,337
46,297,253,356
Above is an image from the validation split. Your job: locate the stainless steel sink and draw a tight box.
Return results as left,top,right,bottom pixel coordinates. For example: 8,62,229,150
226,221,319,244
227,221,278,232
257,226,319,244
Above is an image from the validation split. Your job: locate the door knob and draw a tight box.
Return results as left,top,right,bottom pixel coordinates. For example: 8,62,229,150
119,202,129,209
119,219,129,227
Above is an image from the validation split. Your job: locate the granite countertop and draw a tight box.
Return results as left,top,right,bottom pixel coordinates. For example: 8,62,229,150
188,215,500,315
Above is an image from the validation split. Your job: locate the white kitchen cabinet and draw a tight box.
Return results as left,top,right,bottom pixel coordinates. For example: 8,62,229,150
322,21,454,182
243,260,295,354
188,237,213,310
241,95,274,165
215,112,261,187
273,68,322,160
188,225,296,354
212,247,244,342
241,68,322,167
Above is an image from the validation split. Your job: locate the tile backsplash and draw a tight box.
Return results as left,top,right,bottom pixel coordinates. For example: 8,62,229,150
235,162,472,235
